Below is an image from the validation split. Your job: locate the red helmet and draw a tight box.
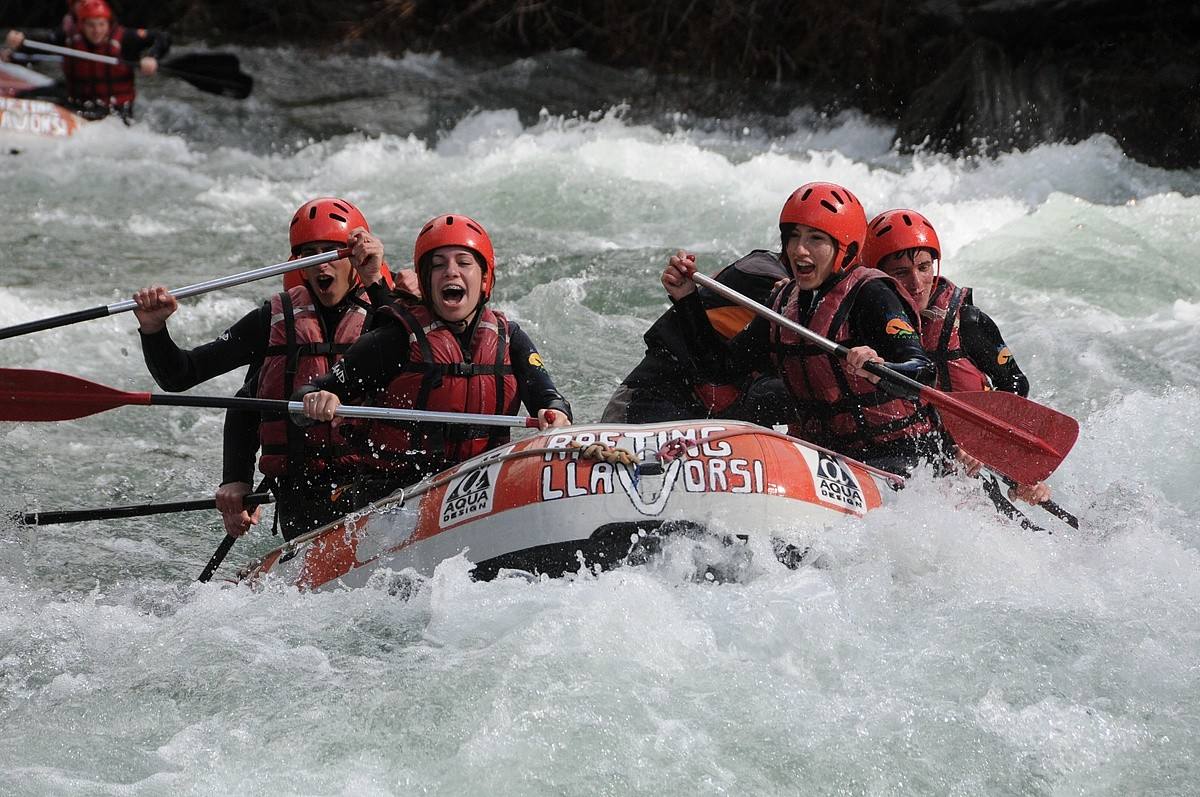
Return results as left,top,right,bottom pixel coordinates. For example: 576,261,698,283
284,197,377,291
778,182,867,272
863,209,941,272
74,0,112,20
289,197,369,254
413,214,496,301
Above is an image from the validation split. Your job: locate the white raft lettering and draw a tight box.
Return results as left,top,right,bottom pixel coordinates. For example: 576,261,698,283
682,458,763,493
0,103,69,137
541,460,615,500
542,425,730,461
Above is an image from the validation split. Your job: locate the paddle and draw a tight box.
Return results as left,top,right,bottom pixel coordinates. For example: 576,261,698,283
685,270,1079,485
198,534,237,583
17,492,274,526
0,368,542,429
22,40,253,99
0,247,349,341
990,470,1080,529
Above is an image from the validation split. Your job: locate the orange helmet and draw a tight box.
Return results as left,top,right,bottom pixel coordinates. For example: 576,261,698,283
778,182,867,272
413,214,496,302
74,0,112,20
285,197,391,291
863,209,941,272
289,197,369,254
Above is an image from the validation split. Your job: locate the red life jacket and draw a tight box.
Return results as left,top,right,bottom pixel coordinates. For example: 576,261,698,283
61,28,136,108
257,285,369,479
770,267,934,455
921,278,990,393
337,303,520,480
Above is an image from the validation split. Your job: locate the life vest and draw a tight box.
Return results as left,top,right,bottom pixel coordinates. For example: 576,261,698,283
693,250,788,414
61,28,135,108
921,278,990,393
337,303,520,480
257,285,369,479
770,267,934,455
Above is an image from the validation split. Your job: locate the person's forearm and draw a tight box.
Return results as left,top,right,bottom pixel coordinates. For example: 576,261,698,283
221,408,260,485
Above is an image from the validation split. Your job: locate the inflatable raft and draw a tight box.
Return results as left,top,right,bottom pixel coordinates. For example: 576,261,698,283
238,420,901,591
0,63,82,138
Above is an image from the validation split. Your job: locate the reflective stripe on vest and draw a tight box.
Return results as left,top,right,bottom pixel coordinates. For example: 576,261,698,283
770,267,934,454
921,278,989,393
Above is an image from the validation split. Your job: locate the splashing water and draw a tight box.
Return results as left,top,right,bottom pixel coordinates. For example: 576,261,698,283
1,46,1199,795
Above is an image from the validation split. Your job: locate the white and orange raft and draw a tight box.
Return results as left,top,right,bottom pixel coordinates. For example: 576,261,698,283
238,421,901,591
0,63,82,138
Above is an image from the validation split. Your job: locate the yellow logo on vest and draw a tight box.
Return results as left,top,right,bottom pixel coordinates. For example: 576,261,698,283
996,347,1012,365
528,353,545,368
885,318,916,337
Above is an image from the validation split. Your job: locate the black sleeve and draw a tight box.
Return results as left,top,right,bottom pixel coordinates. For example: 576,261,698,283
959,305,1030,396
670,292,773,383
221,374,261,485
507,322,572,420
306,320,411,401
119,28,170,61
138,303,269,392
848,280,936,390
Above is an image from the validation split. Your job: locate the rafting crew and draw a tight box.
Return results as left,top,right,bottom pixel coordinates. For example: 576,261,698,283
862,207,1051,505
132,197,413,540
3,0,170,120
660,181,942,474
602,249,794,426
298,213,572,497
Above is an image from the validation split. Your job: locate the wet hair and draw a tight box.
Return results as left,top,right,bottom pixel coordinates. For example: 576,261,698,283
877,246,938,268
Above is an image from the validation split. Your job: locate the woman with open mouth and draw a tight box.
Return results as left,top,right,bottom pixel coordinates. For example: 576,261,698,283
298,213,572,498
659,182,940,475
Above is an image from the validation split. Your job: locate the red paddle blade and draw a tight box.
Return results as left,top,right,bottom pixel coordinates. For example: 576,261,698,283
932,389,1079,484
0,368,150,421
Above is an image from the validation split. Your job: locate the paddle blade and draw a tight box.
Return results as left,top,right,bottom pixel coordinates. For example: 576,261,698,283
0,368,149,421
936,390,1079,485
162,53,253,99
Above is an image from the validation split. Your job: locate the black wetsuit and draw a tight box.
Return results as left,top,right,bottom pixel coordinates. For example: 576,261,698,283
602,250,794,425
139,282,392,539
950,304,1030,395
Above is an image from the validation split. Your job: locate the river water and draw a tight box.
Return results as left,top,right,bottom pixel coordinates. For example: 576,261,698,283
2,46,1199,795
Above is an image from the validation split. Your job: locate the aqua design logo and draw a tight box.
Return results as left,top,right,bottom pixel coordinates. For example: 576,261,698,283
439,446,512,527
795,445,866,515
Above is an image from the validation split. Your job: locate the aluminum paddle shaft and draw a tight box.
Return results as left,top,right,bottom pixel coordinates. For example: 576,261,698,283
0,248,349,341
0,368,540,429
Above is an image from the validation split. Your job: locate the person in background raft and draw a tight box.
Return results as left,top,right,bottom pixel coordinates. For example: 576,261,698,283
862,207,1050,505
299,214,572,497
661,182,939,474
132,197,415,541
4,0,169,120
601,250,795,426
